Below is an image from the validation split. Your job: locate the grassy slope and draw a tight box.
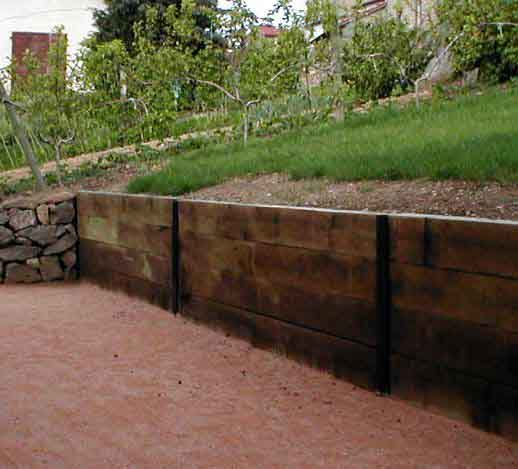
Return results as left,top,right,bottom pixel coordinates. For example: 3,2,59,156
128,86,518,196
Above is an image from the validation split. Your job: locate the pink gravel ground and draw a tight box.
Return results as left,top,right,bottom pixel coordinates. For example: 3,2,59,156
1,282,517,468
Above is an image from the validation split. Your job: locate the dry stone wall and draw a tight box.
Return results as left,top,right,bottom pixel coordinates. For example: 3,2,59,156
0,192,78,284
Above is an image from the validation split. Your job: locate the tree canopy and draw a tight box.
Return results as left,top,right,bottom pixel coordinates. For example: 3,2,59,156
93,0,217,52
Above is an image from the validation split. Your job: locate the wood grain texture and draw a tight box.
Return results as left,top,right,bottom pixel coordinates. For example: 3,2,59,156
426,218,518,279
182,233,376,300
78,192,174,227
392,308,518,387
391,355,491,429
182,295,377,390
80,239,171,287
81,268,171,310
181,265,377,346
79,215,171,257
389,216,426,265
180,201,377,257
391,263,518,331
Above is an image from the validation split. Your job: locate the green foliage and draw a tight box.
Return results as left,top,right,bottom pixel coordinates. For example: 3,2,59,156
93,0,216,53
127,86,518,196
437,0,518,82
79,38,129,100
342,17,431,100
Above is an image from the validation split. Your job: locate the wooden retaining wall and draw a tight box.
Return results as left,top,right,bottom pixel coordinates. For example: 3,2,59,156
389,215,518,439
179,200,379,390
78,192,173,309
77,192,518,440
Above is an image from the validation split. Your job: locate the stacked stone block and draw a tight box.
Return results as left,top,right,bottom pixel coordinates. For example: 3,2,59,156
0,192,78,284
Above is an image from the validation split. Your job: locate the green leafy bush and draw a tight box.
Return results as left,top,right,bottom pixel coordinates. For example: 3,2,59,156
342,17,431,100
437,0,518,82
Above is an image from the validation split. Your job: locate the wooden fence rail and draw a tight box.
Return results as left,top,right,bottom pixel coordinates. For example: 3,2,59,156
77,191,518,441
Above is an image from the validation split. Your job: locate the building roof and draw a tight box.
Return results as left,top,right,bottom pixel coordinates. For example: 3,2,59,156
259,25,281,39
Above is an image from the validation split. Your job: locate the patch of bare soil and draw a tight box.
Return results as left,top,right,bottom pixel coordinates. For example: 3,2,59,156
185,174,518,221
1,283,517,468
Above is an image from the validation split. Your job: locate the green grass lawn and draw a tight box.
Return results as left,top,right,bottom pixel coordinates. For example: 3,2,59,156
128,86,518,196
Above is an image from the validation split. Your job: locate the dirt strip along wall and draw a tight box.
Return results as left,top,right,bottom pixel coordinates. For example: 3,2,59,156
77,192,518,440
77,192,173,309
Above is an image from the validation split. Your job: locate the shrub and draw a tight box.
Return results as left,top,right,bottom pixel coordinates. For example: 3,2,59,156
342,17,431,100
437,0,518,82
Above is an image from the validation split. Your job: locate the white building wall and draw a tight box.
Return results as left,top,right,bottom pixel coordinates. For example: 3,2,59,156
0,0,106,71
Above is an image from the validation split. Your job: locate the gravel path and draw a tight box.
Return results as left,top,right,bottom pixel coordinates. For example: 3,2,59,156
1,282,517,468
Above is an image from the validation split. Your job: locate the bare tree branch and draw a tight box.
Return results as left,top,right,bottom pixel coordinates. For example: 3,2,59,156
188,77,241,103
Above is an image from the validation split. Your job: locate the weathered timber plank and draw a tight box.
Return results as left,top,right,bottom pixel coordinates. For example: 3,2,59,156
182,295,377,389
78,192,173,227
81,269,171,310
79,215,171,256
254,243,376,300
179,201,377,257
181,262,377,346
80,239,171,286
181,234,255,276
391,263,518,331
389,216,425,265
391,355,492,430
181,233,376,300
426,218,518,279
392,308,518,387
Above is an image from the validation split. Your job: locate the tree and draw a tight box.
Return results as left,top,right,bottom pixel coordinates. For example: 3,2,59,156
191,0,305,144
0,79,46,191
11,27,82,186
93,0,217,53
306,0,344,117
341,16,432,100
436,0,518,82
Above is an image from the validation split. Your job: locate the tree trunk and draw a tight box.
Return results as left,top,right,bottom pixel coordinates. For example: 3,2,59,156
54,143,63,186
0,80,46,191
331,28,344,121
243,107,249,146
331,21,344,121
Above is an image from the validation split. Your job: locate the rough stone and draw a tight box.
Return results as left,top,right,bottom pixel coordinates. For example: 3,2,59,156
17,225,58,246
0,211,8,225
56,224,77,239
61,250,77,270
0,192,75,211
27,258,41,269
39,191,75,205
9,209,37,231
50,202,75,225
0,245,40,262
15,237,33,246
36,204,50,225
425,48,455,83
5,263,41,283
1,198,39,210
0,226,14,246
40,256,64,281
43,233,77,256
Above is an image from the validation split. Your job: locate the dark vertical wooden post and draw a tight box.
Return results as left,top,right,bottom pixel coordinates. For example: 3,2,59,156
172,199,181,315
376,215,392,395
